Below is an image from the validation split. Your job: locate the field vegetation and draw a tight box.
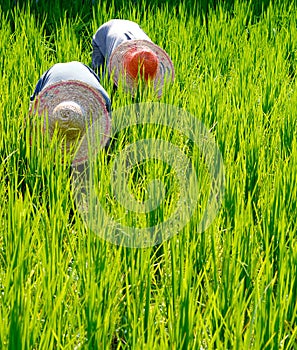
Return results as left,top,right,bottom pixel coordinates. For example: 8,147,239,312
0,0,296,348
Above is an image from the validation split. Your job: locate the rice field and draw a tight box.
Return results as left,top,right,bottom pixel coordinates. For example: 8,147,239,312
0,0,297,349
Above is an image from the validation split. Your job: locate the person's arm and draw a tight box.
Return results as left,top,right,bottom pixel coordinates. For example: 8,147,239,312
30,73,45,102
29,69,49,111
91,38,105,74
92,23,108,75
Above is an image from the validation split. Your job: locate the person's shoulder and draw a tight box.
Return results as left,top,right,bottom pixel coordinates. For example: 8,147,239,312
66,61,84,66
61,61,88,70
49,61,81,69
49,62,90,74
97,19,117,30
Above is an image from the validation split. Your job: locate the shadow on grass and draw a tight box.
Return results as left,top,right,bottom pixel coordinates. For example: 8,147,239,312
1,0,273,33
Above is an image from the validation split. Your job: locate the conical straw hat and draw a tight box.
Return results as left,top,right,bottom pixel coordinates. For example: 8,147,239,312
30,80,111,165
108,40,174,97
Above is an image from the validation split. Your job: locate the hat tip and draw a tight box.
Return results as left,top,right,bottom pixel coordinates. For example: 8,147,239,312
52,101,86,135
124,49,159,81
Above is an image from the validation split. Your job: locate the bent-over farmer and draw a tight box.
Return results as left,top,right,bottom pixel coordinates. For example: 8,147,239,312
92,19,174,97
30,61,111,165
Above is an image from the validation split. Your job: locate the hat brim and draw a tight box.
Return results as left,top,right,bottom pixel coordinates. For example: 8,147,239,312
30,80,111,165
108,40,174,97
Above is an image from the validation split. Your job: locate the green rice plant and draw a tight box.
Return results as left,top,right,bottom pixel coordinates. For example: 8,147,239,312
0,0,297,349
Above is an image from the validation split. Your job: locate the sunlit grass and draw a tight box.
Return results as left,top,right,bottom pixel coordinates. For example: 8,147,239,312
0,0,297,349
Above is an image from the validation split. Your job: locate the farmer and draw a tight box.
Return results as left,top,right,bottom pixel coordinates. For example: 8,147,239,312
30,61,111,165
92,19,174,97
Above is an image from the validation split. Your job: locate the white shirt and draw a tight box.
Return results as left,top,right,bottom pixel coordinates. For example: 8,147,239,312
92,19,151,75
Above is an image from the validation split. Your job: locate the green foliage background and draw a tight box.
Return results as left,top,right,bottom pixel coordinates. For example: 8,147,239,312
0,0,297,349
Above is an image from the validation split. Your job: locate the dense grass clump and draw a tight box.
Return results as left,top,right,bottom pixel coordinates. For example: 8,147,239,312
0,0,297,349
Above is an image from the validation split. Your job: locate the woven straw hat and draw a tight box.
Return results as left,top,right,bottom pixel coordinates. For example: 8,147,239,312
108,40,174,97
30,80,111,165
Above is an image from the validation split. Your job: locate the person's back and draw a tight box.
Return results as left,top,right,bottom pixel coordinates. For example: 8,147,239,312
31,61,111,112
92,19,151,73
30,61,111,164
91,19,174,97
